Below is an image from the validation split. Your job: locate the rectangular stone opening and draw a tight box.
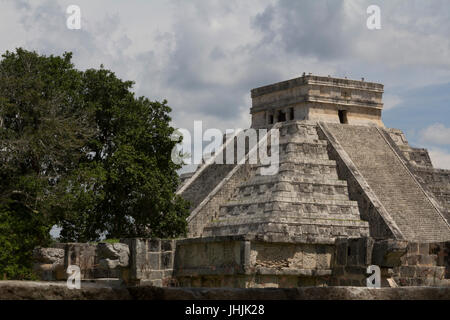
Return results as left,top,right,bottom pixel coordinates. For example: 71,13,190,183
277,110,286,122
338,110,348,124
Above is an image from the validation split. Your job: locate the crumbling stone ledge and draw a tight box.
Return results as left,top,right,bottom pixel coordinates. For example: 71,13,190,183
0,281,449,300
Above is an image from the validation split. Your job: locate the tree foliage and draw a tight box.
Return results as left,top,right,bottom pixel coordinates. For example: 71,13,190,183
0,48,189,278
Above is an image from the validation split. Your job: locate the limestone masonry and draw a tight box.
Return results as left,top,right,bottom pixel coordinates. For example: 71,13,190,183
35,74,450,290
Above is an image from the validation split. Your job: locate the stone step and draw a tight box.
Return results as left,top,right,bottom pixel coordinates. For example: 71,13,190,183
325,123,450,242
258,157,337,166
222,196,359,207
278,123,320,139
279,158,337,166
278,139,328,146
218,210,365,222
280,143,330,159
273,190,349,199
220,198,360,216
204,218,369,239
239,175,349,187
278,136,327,145
235,192,350,203
212,214,368,226
254,163,339,179
237,181,349,198
279,152,333,161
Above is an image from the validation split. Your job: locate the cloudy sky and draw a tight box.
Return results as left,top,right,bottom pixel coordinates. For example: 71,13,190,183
1,0,450,169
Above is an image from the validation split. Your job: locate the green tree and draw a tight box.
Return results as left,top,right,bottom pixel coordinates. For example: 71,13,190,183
0,198,50,279
0,48,189,278
54,67,190,241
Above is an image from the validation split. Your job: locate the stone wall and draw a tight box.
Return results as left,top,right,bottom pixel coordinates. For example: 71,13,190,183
172,238,450,289
33,242,129,281
386,128,450,224
64,243,98,279
387,128,434,167
32,245,66,281
33,237,450,289
431,242,450,278
174,236,246,287
121,238,176,286
394,242,449,286
412,167,450,223
174,236,335,288
250,75,384,128
2,281,450,300
332,238,374,286
332,238,408,287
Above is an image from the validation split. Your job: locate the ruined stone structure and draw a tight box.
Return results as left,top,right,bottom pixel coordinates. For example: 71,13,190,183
33,75,450,290
174,74,450,288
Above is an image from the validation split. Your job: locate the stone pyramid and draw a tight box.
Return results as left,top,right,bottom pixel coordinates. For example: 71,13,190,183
179,74,450,243
202,121,369,242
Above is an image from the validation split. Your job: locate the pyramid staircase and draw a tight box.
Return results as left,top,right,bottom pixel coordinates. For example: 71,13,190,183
322,124,450,242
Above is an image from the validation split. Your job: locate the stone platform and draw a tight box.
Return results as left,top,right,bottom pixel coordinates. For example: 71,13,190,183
1,281,449,300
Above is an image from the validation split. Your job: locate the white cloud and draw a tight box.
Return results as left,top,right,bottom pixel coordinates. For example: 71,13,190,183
417,123,450,169
1,0,450,135
383,94,403,110
420,123,450,146
428,147,450,170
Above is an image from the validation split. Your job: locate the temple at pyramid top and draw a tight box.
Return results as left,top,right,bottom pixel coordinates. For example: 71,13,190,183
250,74,384,128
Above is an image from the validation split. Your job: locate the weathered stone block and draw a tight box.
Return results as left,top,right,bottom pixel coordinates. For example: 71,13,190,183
163,270,174,278
406,255,419,265
335,239,348,266
417,254,436,267
148,253,160,270
351,279,364,286
150,279,163,287
65,243,97,279
333,266,345,276
97,243,130,270
316,252,332,269
415,266,437,278
434,267,446,280
148,240,161,252
302,248,317,269
148,270,164,280
161,240,174,252
399,266,416,278
344,266,366,276
32,263,57,281
161,252,173,269
372,240,408,268
419,243,430,255
407,243,419,255
33,248,64,265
